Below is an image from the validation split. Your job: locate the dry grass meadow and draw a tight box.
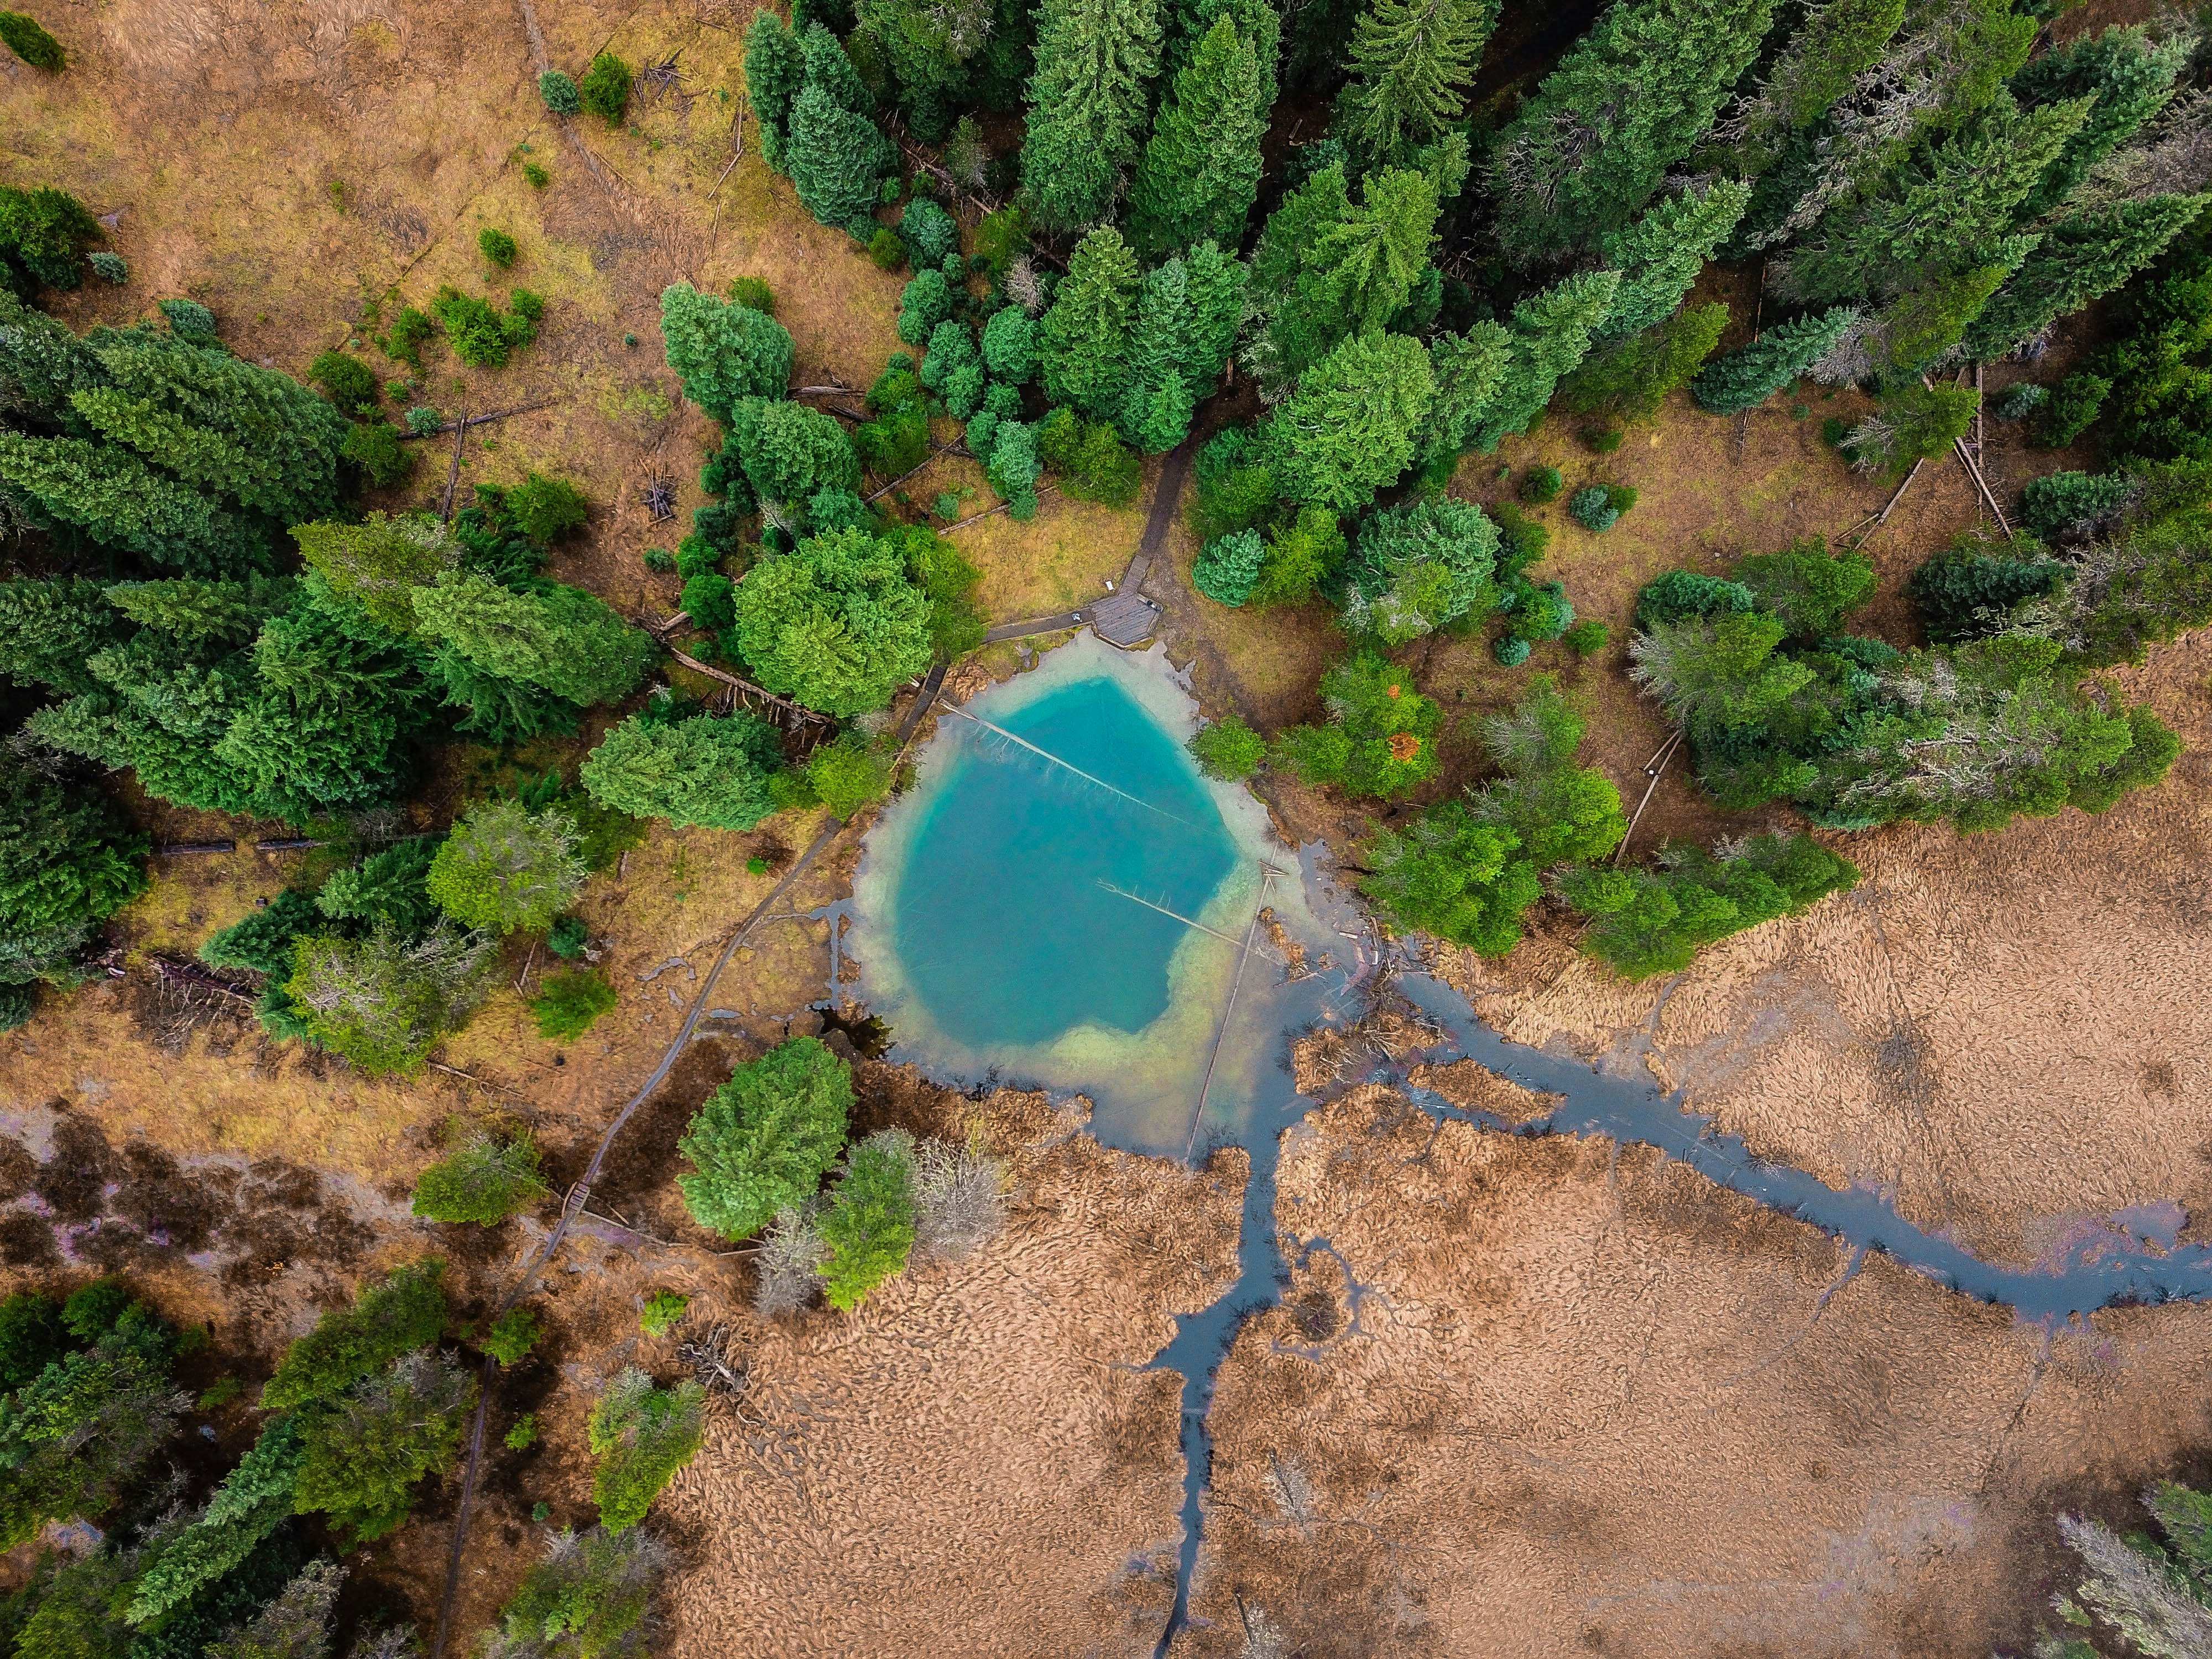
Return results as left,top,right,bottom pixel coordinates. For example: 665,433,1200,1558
5,1,2212,1653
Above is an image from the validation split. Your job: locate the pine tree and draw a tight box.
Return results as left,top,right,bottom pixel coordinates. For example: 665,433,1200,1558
745,9,807,171
0,577,128,694
103,577,286,645
1691,304,1858,413
1965,194,2210,361
1594,180,1752,341
582,713,782,831
678,1037,853,1240
660,283,796,422
726,398,862,502
1334,0,1494,169
69,339,347,529
1775,93,2092,305
1723,0,1904,173
291,513,456,635
2010,24,2190,222
214,599,427,818
1020,0,1163,230
1467,268,1621,452
1177,238,1248,399
787,81,894,231
1245,163,1437,387
0,432,252,577
1119,260,1196,451
412,573,655,708
855,0,997,137
1261,329,1434,509
1489,0,1779,262
1418,321,1511,456
1124,16,1268,258
1037,226,1140,420
729,528,936,714
0,761,145,989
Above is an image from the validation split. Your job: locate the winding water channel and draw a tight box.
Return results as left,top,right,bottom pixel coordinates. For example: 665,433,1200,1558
838,635,2211,1653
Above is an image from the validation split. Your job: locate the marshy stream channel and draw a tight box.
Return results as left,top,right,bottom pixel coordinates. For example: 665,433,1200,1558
829,634,2212,1652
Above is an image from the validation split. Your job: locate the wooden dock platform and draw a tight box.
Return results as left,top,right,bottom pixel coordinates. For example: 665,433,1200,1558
1089,590,1161,647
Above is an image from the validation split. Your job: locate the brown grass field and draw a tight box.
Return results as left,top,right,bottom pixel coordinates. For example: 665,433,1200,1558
3,0,2212,1653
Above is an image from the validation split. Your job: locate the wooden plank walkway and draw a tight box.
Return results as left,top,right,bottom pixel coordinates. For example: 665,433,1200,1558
1089,589,1161,646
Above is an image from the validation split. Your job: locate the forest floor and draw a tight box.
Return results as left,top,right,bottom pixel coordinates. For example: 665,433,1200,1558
3,0,2211,1655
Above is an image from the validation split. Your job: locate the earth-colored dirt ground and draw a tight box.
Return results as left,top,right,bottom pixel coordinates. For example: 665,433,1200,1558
5,0,2212,1652
1169,1085,2212,1659
660,1091,1247,1659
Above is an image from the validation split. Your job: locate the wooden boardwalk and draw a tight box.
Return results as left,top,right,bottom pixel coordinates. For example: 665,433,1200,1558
1089,589,1162,646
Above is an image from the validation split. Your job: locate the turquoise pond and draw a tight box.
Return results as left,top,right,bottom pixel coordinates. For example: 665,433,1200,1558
848,634,1344,1152
889,675,1239,1046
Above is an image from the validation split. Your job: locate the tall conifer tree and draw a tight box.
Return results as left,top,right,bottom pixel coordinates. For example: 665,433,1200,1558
1119,260,1196,452
1594,180,1752,341
1965,194,2212,360
1125,17,1269,258
1262,331,1434,509
1037,227,1141,419
1689,304,1858,413
1467,269,1621,451
1178,239,1249,399
1020,0,1162,230
1489,0,1779,262
1775,93,2089,305
1334,0,1495,169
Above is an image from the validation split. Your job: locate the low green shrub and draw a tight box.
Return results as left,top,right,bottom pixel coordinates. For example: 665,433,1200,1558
308,351,380,414
806,736,894,818
405,405,444,436
86,250,126,283
483,1307,540,1366
1994,383,2047,422
478,227,519,268
412,1131,550,1224
1519,466,1562,504
868,228,906,272
638,1292,688,1338
342,421,411,487
504,1413,540,1451
548,915,590,958
642,547,676,573
727,275,775,314
522,161,550,189
1585,426,1623,453
580,53,631,125
159,297,218,341
2038,372,2109,448
380,305,435,369
1189,715,1265,781
1569,486,1618,533
1562,619,1609,657
589,1369,705,1531
0,13,64,70
530,969,618,1042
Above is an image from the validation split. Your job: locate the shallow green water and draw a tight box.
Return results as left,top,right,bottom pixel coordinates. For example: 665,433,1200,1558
891,675,1240,1047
